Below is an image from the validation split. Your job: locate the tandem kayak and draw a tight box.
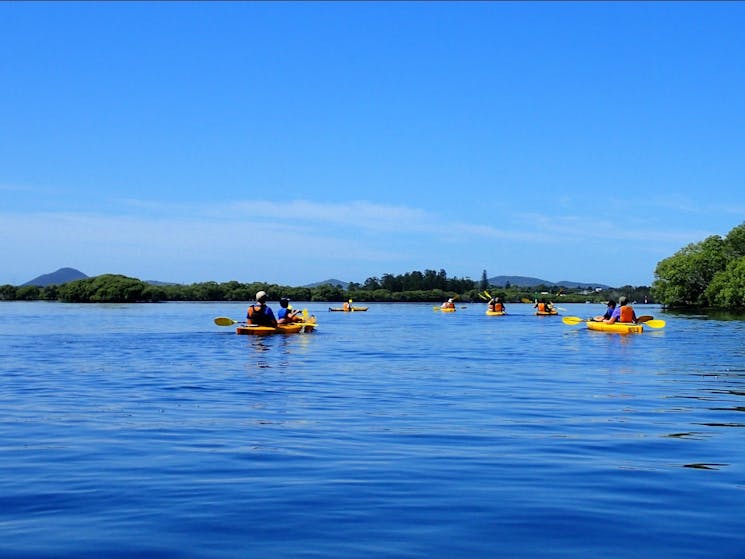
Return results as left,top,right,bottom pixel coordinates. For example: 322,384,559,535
236,321,316,335
485,310,506,316
328,307,368,312
586,321,643,334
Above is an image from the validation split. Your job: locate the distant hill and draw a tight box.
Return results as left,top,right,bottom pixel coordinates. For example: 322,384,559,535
23,267,88,287
488,275,611,289
304,278,349,289
555,279,611,289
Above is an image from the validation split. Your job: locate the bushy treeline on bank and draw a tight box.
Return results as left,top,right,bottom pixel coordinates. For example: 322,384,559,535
0,269,651,305
652,222,745,309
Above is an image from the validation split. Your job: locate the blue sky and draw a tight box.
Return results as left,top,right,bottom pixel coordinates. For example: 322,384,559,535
2,2,744,288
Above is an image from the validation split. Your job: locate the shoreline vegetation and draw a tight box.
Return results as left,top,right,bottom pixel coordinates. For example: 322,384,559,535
1,270,650,306
3,220,742,309
652,221,745,311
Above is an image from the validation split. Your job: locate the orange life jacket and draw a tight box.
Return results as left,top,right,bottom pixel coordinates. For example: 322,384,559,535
537,303,546,312
493,302,504,312
619,305,635,323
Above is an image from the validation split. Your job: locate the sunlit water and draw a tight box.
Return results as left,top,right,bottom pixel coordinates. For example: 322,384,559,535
1,301,744,558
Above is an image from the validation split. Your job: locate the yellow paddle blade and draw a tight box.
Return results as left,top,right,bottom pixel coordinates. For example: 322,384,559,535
479,293,489,301
562,316,585,325
521,298,532,304
302,309,309,319
644,319,666,329
484,290,492,299
214,317,236,326
433,306,441,311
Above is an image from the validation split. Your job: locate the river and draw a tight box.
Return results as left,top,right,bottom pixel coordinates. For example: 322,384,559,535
1,301,743,558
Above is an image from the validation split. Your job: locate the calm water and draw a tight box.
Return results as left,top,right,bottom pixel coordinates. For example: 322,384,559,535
1,301,744,558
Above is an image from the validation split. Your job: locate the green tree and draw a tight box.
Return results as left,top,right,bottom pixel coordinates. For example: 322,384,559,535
704,256,745,308
480,270,488,291
652,235,729,307
0,284,17,300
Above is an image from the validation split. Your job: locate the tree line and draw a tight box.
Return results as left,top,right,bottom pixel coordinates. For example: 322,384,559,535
652,221,745,309
0,267,651,305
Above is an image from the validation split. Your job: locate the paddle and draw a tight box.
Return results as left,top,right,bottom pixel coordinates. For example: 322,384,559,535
521,298,532,304
562,316,666,328
214,316,244,326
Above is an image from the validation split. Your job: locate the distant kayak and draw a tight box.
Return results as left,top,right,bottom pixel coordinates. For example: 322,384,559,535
586,321,643,334
485,310,506,316
434,307,456,312
328,307,368,312
535,310,559,316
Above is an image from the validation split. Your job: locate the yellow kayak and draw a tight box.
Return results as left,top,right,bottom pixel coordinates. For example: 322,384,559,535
328,307,368,312
486,311,506,316
587,321,643,334
536,310,559,316
236,321,316,335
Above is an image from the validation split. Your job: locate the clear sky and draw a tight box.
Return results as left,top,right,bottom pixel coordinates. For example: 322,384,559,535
2,2,744,288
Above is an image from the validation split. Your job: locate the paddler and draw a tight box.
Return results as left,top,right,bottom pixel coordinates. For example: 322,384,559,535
534,298,557,314
594,299,616,322
441,298,456,310
604,296,637,324
247,290,278,327
277,298,302,324
488,297,506,313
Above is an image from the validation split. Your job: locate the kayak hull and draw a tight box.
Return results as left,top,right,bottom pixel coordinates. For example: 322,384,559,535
329,307,368,312
486,311,506,316
440,307,456,312
587,321,643,334
536,311,559,316
236,322,314,335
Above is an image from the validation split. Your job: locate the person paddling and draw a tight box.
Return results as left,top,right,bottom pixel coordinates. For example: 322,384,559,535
488,297,505,313
247,290,278,327
277,298,302,324
604,296,637,324
594,299,616,322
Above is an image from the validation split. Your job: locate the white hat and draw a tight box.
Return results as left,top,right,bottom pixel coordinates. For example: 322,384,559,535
256,290,267,301
448,298,454,303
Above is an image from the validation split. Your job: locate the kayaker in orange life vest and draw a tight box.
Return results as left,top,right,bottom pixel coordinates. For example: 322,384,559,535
343,299,353,311
604,296,637,324
488,297,505,313
534,298,554,313
441,298,456,309
247,290,278,327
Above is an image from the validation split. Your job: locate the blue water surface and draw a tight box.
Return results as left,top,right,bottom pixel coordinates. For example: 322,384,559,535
1,301,744,558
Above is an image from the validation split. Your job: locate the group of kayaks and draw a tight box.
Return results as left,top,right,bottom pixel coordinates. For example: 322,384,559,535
443,303,665,334
214,306,666,336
